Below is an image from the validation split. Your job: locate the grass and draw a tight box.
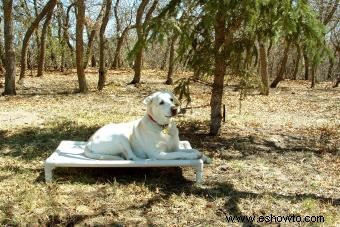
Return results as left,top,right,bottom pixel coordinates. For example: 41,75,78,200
0,68,339,226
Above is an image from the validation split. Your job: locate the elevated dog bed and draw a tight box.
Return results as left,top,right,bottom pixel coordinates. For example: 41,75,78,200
44,141,204,183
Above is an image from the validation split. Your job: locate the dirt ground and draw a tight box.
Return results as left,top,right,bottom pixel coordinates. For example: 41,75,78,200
0,69,339,226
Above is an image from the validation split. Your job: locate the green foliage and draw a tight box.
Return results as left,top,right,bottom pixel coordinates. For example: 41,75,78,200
173,0,263,77
127,38,145,60
129,0,183,61
149,0,327,104
173,77,192,107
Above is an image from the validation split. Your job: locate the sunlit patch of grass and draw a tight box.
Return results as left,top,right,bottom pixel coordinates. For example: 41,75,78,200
229,161,246,172
302,198,318,212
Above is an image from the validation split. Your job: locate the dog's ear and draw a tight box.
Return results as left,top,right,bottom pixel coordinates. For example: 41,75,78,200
143,95,153,105
143,92,159,105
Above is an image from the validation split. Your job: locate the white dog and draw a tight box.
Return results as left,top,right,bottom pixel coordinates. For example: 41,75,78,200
83,91,203,160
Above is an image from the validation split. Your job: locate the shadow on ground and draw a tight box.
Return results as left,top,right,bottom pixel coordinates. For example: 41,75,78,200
41,166,339,226
1,116,335,162
0,121,98,161
1,119,338,226
29,163,339,226
178,120,338,158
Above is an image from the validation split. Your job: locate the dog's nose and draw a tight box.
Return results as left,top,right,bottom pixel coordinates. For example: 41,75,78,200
171,106,178,116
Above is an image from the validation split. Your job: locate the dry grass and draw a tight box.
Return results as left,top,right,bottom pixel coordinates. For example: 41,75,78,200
0,69,339,226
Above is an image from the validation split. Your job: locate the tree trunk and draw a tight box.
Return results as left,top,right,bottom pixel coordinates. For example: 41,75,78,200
160,43,170,70
27,49,33,70
130,0,149,84
57,3,66,72
292,44,301,80
259,41,269,95
76,0,88,93
98,0,112,91
333,76,340,88
311,62,317,88
19,0,57,82
193,68,200,81
3,0,16,95
130,0,158,84
112,27,129,69
244,48,253,69
267,40,274,78
91,55,97,67
33,0,41,63
210,9,227,136
50,48,58,70
327,56,334,80
84,4,105,69
322,0,338,25
0,40,5,74
64,3,76,52
165,34,177,85
270,40,291,88
111,0,123,69
131,50,143,84
303,47,309,80
84,29,97,69
37,11,53,77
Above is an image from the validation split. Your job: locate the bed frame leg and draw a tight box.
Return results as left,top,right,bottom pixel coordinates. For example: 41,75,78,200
45,165,55,183
195,161,203,184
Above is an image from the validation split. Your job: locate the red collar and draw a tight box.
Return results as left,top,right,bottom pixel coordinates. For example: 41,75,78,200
148,114,158,124
148,114,169,128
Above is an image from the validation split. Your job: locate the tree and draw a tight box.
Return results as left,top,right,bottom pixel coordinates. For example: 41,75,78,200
270,39,291,88
291,0,336,86
209,8,228,136
84,3,106,69
37,10,53,77
259,41,269,95
151,0,326,135
292,44,301,80
303,47,310,80
0,15,5,74
269,0,326,88
56,2,66,71
98,0,112,91
0,37,4,74
111,0,133,69
33,0,41,54
165,34,178,85
75,0,88,93
160,43,170,71
334,77,340,88
64,2,76,53
330,32,339,87
2,0,16,95
18,0,57,82
57,2,76,71
129,0,158,84
253,1,282,95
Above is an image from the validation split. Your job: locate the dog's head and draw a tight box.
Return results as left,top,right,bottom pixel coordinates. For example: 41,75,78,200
143,91,180,125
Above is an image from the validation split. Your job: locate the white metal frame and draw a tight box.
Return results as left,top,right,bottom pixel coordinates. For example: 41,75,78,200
44,140,204,183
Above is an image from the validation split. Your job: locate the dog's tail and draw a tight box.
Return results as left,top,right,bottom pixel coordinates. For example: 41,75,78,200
83,142,125,160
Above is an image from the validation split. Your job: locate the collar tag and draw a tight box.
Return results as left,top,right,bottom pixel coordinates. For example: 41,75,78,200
162,127,169,135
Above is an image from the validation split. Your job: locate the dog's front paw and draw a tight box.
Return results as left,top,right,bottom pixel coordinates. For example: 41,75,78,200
168,122,179,136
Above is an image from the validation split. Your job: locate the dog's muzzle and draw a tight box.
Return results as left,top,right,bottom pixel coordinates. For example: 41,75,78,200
171,106,178,116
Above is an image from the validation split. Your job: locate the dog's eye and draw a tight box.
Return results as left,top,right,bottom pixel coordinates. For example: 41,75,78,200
170,98,173,102
159,100,164,105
